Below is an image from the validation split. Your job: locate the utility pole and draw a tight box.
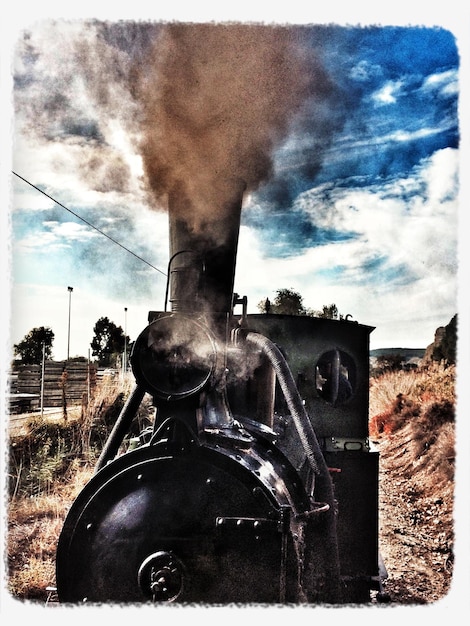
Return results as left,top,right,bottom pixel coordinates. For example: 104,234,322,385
87,348,91,405
40,341,45,417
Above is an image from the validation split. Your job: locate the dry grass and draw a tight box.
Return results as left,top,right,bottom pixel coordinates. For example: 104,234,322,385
369,361,455,417
369,363,456,603
6,372,137,602
7,464,95,600
369,361,455,490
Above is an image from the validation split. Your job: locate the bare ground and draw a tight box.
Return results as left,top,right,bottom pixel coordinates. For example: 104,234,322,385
374,425,455,605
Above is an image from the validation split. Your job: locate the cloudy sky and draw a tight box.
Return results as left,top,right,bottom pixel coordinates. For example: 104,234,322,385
2,6,468,363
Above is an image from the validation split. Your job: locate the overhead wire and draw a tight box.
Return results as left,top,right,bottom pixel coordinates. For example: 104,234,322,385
12,171,167,277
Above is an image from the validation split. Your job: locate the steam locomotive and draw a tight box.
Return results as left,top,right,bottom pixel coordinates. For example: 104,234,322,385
56,179,386,604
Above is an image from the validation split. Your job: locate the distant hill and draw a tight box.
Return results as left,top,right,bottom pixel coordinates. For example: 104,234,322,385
370,348,425,360
370,315,457,367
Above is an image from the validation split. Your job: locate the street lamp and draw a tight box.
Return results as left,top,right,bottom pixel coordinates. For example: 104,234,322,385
124,307,128,373
67,286,73,361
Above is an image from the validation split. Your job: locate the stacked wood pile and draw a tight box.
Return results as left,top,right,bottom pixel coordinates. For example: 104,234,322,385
9,361,97,409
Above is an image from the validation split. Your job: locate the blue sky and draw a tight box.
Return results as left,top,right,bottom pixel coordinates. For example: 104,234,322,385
2,8,467,363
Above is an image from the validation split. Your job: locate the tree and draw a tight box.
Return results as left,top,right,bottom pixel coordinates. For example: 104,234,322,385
312,303,344,320
13,326,54,365
257,288,346,320
375,353,405,373
257,288,307,316
91,317,129,367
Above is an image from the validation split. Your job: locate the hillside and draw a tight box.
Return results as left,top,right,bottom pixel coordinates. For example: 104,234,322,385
370,347,425,359
369,362,455,604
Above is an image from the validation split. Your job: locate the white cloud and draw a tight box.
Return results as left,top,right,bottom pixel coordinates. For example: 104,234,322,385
421,146,459,203
236,148,458,350
46,221,99,241
422,69,459,97
371,79,403,105
5,19,463,361
349,59,383,82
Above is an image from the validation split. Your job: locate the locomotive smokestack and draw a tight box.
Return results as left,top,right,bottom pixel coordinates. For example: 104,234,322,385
167,177,246,315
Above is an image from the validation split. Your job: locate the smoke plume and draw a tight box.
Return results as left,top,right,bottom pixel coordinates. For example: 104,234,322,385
133,23,332,228
15,21,336,233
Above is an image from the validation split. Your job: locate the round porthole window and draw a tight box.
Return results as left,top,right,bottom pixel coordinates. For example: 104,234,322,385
315,349,356,406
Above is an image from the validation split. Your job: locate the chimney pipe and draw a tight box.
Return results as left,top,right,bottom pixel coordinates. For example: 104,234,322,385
167,178,246,316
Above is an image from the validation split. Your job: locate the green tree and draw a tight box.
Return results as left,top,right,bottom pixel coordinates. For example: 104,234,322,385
375,353,405,373
257,289,347,321
13,326,54,364
313,303,344,320
91,317,129,367
257,288,307,315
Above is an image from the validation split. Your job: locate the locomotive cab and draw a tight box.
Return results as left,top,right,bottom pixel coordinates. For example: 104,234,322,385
228,313,381,602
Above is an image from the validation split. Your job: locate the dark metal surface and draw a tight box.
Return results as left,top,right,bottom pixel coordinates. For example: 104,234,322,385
56,431,310,604
324,449,380,602
131,314,218,401
168,179,246,315
56,152,382,605
238,314,374,439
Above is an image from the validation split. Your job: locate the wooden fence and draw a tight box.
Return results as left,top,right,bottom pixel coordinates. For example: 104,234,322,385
9,361,97,411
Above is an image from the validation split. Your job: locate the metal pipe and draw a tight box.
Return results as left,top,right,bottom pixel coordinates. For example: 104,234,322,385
95,384,146,472
40,342,45,417
67,286,73,361
167,179,246,315
245,331,321,483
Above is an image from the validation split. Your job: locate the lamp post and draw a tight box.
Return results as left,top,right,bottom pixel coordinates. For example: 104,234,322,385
67,286,73,361
124,307,128,374
40,341,45,417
